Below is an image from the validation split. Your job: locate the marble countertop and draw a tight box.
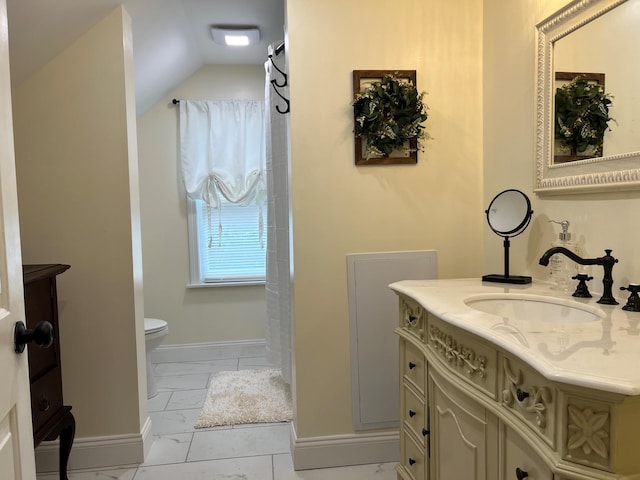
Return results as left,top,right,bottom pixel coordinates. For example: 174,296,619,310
390,278,640,396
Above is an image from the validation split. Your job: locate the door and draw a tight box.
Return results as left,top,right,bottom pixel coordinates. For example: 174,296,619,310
0,0,37,477
428,370,498,480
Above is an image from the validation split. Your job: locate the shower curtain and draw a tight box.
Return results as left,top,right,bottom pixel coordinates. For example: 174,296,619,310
264,42,292,386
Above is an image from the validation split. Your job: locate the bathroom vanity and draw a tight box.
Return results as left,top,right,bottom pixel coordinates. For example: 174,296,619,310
391,279,640,480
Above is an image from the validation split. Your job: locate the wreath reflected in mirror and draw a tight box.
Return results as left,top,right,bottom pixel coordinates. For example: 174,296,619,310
554,74,614,161
353,71,430,164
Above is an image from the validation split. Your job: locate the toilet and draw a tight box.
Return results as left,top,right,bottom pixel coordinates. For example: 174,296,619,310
144,318,169,399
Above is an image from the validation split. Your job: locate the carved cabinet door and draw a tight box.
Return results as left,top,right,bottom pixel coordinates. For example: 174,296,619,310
428,369,498,480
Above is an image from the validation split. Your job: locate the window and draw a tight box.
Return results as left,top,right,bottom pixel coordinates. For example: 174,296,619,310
188,197,266,286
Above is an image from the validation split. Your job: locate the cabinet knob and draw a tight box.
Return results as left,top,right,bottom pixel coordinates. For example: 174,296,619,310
516,388,530,402
409,458,416,466
409,410,416,418
14,321,54,354
516,467,529,479
422,428,429,437
39,397,50,412
408,361,417,370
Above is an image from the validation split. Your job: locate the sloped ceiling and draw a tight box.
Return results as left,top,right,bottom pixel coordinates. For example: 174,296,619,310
6,0,285,114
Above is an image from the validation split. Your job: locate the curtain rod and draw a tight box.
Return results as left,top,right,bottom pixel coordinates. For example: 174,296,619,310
173,45,283,107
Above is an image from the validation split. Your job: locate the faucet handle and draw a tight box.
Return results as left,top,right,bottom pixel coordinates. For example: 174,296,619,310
620,284,640,312
571,273,593,298
604,249,619,263
620,284,640,293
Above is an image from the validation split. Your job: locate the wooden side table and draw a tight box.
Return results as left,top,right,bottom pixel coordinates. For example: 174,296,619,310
23,264,74,480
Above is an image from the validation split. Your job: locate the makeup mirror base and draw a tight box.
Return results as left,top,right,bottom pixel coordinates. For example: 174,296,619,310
482,274,532,285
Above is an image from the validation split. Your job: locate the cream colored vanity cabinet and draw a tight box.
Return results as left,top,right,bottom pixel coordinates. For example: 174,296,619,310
397,296,428,480
394,292,640,480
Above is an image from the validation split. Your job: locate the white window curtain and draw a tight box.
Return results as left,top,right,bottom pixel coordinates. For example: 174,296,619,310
180,99,266,208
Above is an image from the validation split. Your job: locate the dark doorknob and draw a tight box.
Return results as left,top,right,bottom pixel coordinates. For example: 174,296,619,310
14,320,54,353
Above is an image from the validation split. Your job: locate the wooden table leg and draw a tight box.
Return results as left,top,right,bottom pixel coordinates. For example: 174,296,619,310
58,411,75,480
43,408,75,480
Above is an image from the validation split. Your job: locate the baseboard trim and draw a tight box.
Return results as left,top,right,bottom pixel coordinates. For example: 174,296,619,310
291,424,399,470
35,416,153,473
151,339,267,363
141,416,154,460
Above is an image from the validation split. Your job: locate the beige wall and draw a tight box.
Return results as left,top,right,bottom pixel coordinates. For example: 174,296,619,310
287,0,484,439
12,7,147,440
136,65,267,345
483,0,640,290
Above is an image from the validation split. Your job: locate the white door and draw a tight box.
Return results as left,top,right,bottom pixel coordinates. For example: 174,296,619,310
0,0,37,477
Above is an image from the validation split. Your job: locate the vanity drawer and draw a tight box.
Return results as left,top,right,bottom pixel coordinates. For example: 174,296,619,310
402,340,425,394
502,424,554,480
500,354,556,448
426,315,497,399
30,367,63,434
403,382,427,445
401,428,426,480
399,296,425,341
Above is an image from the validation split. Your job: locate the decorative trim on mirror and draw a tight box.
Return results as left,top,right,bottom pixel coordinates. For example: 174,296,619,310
534,0,640,194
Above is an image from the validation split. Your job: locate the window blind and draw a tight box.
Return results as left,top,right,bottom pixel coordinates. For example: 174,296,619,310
195,198,266,282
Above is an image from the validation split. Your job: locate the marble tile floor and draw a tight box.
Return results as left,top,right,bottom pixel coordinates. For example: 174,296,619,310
37,355,397,479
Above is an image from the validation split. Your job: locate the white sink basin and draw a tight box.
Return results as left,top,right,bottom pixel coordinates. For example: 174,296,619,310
464,294,604,323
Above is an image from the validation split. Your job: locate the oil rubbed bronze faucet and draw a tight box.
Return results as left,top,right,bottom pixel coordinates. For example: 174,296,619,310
539,248,619,305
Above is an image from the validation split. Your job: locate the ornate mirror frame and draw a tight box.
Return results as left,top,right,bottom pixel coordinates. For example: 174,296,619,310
535,0,640,194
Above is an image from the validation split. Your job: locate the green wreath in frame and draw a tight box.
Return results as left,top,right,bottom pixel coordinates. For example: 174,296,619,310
353,74,430,159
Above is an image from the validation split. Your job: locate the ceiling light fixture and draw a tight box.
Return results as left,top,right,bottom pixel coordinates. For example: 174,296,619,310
210,26,260,47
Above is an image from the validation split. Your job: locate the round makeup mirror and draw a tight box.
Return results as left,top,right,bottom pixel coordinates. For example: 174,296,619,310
483,189,533,284
486,189,532,237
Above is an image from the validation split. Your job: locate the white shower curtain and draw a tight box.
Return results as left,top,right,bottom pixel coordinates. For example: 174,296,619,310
264,42,292,386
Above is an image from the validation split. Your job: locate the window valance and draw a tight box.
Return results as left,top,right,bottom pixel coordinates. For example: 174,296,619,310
180,99,266,207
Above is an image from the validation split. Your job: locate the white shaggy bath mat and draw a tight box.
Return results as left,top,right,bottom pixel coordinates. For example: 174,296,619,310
195,368,292,428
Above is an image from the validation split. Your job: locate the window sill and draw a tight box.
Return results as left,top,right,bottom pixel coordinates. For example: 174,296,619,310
187,280,266,288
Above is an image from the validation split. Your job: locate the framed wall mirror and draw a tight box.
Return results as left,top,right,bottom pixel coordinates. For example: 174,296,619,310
534,0,640,194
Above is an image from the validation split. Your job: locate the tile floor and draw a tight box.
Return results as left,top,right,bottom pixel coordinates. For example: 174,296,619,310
37,355,397,479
